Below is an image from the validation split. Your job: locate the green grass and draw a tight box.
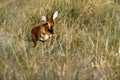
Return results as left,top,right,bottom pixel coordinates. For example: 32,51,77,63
0,0,120,80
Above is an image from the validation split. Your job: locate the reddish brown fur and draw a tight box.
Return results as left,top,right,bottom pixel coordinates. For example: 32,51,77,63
31,19,54,48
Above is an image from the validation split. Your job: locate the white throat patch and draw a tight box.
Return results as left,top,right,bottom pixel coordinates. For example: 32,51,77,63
45,34,49,40
39,34,50,41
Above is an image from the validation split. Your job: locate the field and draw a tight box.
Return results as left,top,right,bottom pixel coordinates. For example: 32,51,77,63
0,0,120,80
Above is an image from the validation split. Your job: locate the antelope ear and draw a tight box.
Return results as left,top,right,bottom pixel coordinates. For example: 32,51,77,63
52,11,58,20
41,16,47,22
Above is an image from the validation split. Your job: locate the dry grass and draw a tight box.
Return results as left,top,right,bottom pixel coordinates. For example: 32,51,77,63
0,0,120,80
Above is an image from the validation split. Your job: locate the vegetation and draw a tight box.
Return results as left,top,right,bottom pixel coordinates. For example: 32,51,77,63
0,0,120,80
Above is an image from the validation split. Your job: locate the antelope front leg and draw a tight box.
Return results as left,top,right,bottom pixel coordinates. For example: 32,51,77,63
49,35,53,46
43,41,47,48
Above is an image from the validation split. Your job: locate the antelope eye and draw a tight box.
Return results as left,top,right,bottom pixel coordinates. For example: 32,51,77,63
46,23,48,25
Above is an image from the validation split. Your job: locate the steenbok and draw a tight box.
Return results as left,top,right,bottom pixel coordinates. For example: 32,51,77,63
31,11,58,48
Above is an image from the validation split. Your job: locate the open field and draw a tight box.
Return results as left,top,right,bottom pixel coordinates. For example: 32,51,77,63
0,0,120,80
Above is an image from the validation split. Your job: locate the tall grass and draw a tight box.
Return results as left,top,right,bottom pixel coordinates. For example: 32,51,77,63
0,0,120,80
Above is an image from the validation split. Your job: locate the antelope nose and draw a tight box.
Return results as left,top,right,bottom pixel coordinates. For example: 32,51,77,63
50,27,53,30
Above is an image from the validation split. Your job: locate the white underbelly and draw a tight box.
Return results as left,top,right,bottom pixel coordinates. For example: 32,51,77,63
39,37,44,41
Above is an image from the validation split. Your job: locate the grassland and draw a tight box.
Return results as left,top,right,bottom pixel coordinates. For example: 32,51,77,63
0,0,120,80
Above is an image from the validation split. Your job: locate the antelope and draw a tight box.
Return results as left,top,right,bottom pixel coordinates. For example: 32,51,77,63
31,11,58,48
